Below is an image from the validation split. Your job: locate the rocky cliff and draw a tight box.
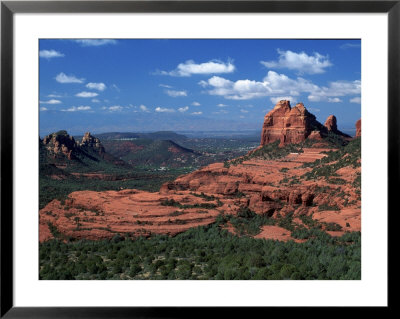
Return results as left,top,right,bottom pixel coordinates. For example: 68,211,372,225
324,115,351,138
260,101,326,146
356,119,361,137
42,130,77,160
79,132,105,154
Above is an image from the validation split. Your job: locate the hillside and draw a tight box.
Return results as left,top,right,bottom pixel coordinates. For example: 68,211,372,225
94,131,188,143
39,101,361,280
101,139,198,168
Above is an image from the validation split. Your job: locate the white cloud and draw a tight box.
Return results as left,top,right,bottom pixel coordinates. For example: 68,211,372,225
261,49,332,74
307,80,360,102
86,82,106,91
217,103,229,107
40,99,62,105
192,101,201,106
139,105,149,112
62,106,91,112
178,106,189,112
40,107,48,111
165,90,187,97
155,107,175,113
350,97,361,104
308,107,320,113
47,94,63,98
75,91,98,98
108,105,123,111
159,84,173,88
74,39,117,46
240,109,249,113
160,59,235,77
201,71,360,102
91,99,100,103
270,96,294,104
39,50,64,59
327,97,342,103
55,72,85,84
191,111,203,115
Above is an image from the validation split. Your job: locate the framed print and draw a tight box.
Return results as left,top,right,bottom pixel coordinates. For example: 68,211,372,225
1,0,396,316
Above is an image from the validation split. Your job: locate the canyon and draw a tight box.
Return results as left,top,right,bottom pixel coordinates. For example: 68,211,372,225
39,101,361,243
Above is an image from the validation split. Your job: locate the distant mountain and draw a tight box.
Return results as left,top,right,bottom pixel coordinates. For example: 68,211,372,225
80,131,188,144
102,139,199,168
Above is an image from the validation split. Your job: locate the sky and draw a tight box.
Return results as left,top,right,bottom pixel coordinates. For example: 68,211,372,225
39,39,361,136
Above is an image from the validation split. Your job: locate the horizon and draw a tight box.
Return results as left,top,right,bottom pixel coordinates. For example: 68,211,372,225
39,39,361,136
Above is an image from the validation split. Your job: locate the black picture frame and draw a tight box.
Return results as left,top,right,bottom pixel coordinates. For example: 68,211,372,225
1,0,395,317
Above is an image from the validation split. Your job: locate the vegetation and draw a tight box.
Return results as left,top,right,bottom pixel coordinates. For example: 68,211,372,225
39,219,361,280
302,137,361,181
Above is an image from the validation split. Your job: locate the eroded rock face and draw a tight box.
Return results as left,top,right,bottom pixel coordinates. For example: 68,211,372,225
324,115,338,132
356,119,361,137
42,130,77,159
80,132,105,154
260,101,324,146
39,147,361,242
324,115,351,138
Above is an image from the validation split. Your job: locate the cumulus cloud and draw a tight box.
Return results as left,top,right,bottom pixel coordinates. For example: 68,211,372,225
155,107,175,113
261,49,332,74
47,94,63,98
327,97,342,103
165,90,187,97
108,105,123,111
178,106,189,112
307,80,361,102
139,105,149,112
160,59,235,77
39,50,64,59
62,106,91,112
40,107,48,111
159,84,173,88
240,109,249,113
92,99,100,103
350,97,361,103
86,82,106,91
55,72,85,84
192,101,201,106
191,111,202,115
40,99,62,105
74,39,117,46
75,91,99,98
217,103,229,107
200,70,360,102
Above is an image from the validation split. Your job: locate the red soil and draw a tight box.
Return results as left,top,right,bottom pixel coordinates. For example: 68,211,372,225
40,147,361,242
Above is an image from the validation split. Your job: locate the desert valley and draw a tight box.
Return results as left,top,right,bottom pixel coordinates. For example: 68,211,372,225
39,100,361,280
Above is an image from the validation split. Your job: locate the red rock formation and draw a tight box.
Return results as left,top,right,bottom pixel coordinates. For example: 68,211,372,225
260,101,323,146
39,147,361,242
80,132,105,154
356,119,361,137
324,115,338,132
42,130,77,159
324,115,351,138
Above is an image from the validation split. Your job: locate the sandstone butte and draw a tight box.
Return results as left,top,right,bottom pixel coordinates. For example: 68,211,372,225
39,101,361,243
356,119,361,137
42,131,106,159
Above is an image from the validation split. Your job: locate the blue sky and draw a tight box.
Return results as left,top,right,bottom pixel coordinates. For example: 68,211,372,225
39,39,361,136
